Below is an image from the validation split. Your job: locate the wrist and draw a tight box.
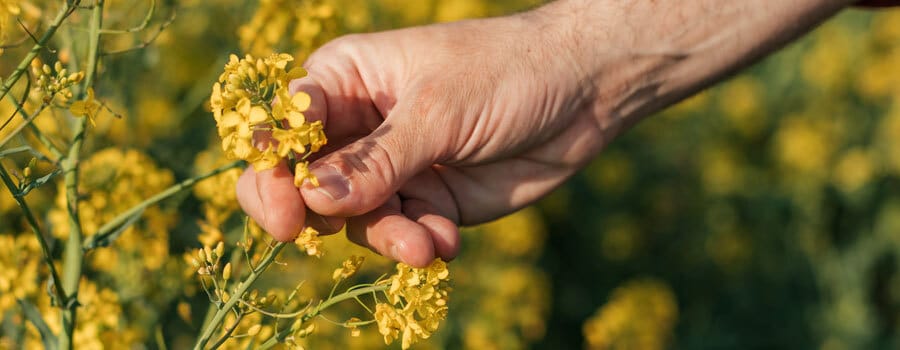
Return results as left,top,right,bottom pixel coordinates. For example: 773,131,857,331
534,0,856,136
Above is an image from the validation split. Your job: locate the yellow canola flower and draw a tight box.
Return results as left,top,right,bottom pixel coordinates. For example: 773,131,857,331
69,88,101,125
332,255,364,281
293,160,318,187
295,226,323,257
210,53,326,173
272,121,326,158
375,259,451,349
273,85,312,127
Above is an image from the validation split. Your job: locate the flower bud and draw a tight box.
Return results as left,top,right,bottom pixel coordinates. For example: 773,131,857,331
204,246,214,263
222,263,232,280
256,59,266,74
248,324,261,336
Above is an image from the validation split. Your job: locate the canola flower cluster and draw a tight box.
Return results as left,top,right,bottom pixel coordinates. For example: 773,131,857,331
375,260,451,349
211,53,325,185
31,60,85,104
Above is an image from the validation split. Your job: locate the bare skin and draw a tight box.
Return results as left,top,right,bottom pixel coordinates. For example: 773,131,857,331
238,0,859,267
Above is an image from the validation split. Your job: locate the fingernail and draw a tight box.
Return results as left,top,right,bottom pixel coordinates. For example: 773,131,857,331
310,165,350,201
389,242,403,262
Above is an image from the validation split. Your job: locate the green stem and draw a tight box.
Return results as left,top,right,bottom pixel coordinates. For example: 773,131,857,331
59,1,103,348
310,284,388,320
194,242,287,350
256,284,389,350
84,160,243,250
208,311,245,350
0,164,66,304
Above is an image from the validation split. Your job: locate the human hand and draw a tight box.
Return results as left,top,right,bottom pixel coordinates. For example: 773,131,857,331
238,0,859,268
236,11,607,267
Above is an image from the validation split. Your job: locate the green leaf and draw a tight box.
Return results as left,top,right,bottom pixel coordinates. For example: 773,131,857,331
17,168,61,197
0,146,31,158
17,299,58,350
84,207,145,250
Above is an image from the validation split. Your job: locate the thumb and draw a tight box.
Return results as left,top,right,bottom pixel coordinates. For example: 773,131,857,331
300,109,438,217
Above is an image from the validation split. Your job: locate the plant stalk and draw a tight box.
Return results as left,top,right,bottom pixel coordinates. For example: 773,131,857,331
257,284,389,350
194,242,287,350
59,1,104,348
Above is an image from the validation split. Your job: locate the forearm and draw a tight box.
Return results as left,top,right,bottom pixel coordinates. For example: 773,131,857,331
532,0,855,136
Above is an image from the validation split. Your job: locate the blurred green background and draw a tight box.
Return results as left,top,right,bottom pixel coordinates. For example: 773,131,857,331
1,0,899,349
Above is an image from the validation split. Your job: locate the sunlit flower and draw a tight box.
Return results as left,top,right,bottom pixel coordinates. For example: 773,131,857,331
210,53,326,172
376,259,451,349
295,226,323,257
70,88,101,125
332,255,364,281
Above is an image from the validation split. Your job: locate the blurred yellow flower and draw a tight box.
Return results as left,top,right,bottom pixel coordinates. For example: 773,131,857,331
0,233,40,320
774,116,833,177
718,76,765,137
583,278,678,350
833,148,877,193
